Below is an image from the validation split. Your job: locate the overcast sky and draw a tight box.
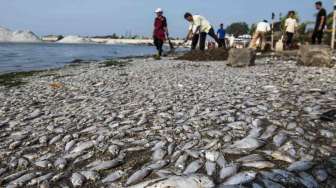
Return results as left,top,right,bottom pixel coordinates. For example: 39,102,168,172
0,0,332,37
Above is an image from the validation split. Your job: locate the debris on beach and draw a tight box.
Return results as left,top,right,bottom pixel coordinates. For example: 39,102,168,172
176,48,229,61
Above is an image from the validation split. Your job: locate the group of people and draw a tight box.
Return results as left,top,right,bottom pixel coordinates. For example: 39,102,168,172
153,1,327,57
153,8,227,58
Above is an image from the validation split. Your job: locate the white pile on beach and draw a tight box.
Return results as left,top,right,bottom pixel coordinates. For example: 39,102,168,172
0,26,41,43
58,35,94,44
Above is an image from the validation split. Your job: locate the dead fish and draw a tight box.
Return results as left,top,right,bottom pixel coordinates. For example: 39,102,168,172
80,171,100,182
183,159,203,174
299,172,319,188
54,158,67,170
34,160,52,168
51,172,65,182
181,140,198,150
90,159,123,171
0,167,8,177
147,160,170,170
73,152,94,164
101,170,124,183
49,135,62,145
155,169,174,178
175,154,189,170
28,173,54,186
9,141,21,149
171,150,183,162
205,161,216,176
126,168,152,186
236,154,265,163
273,132,288,147
6,172,39,187
151,140,167,151
108,145,120,157
287,160,314,172
223,171,257,185
71,172,86,187
220,164,239,180
262,169,301,185
313,168,328,182
185,149,203,158
167,143,176,155
216,153,227,168
224,137,265,154
264,151,295,163
260,125,278,140
152,148,167,161
71,141,94,153
2,170,28,184
242,161,275,169
205,150,220,162
64,140,76,152
248,127,264,138
261,178,286,188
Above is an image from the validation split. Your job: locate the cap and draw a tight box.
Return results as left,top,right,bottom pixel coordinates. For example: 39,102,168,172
155,8,163,13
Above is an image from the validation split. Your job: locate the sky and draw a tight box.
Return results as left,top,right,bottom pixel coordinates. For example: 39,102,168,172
0,0,333,37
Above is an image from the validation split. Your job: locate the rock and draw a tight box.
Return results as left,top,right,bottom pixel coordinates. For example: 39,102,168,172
297,45,333,68
227,48,256,67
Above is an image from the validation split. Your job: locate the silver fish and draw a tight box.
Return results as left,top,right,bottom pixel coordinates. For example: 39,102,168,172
126,168,152,186
205,151,220,162
54,158,67,170
71,172,86,187
183,159,203,174
2,170,28,184
28,173,54,186
242,161,275,169
64,140,76,153
273,132,288,147
49,135,62,145
71,141,94,153
80,171,100,182
223,171,257,185
313,168,328,182
216,153,227,168
108,145,120,157
101,170,124,183
236,154,265,163
175,154,189,170
89,159,123,171
147,160,170,170
261,178,286,188
7,172,39,187
219,164,239,180
73,152,94,164
167,143,176,155
152,148,167,161
205,161,216,176
299,172,319,188
260,125,278,140
287,160,314,172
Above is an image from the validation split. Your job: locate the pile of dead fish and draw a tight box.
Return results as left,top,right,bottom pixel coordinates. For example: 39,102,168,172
0,56,335,188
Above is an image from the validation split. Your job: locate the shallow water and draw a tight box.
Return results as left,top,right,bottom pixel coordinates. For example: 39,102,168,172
0,43,158,74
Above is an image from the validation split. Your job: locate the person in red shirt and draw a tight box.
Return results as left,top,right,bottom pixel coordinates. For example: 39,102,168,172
153,8,168,58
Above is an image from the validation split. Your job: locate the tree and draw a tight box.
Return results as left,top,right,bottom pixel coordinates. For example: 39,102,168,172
226,22,249,37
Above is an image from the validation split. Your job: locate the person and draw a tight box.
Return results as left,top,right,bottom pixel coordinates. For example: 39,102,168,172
249,20,271,50
284,11,298,50
183,12,222,50
217,23,226,48
312,1,327,44
153,8,168,58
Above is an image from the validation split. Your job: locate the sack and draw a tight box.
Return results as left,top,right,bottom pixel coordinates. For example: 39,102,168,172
275,36,284,52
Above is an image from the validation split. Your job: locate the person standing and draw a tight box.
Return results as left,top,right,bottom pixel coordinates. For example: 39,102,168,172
249,20,271,50
183,12,222,50
153,8,168,58
284,11,298,50
312,1,327,44
217,23,226,48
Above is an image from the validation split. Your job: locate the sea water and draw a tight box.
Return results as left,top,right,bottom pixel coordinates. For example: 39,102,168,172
0,43,158,74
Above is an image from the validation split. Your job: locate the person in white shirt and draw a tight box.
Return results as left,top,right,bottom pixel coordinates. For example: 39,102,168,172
249,20,271,50
183,12,222,50
285,11,298,50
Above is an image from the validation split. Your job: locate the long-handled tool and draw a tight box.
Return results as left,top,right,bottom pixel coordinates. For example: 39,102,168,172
167,34,175,53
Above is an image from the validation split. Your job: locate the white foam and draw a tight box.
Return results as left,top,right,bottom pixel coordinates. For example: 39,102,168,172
58,35,94,44
0,26,41,43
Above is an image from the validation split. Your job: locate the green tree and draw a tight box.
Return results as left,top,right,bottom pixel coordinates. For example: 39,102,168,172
226,22,250,37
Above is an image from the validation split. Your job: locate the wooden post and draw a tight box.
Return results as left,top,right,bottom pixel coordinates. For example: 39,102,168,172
332,1,336,49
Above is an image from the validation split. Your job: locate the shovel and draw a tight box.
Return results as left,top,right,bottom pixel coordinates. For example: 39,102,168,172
167,34,175,53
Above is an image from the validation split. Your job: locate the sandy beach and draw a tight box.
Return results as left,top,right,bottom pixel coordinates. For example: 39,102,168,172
0,54,335,187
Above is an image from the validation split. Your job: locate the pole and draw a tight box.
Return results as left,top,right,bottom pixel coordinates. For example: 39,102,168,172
271,13,275,50
332,0,336,49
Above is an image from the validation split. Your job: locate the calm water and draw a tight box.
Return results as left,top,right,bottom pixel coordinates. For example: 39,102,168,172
0,43,158,74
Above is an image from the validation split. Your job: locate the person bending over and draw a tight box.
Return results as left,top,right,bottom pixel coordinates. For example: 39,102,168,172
183,12,221,50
